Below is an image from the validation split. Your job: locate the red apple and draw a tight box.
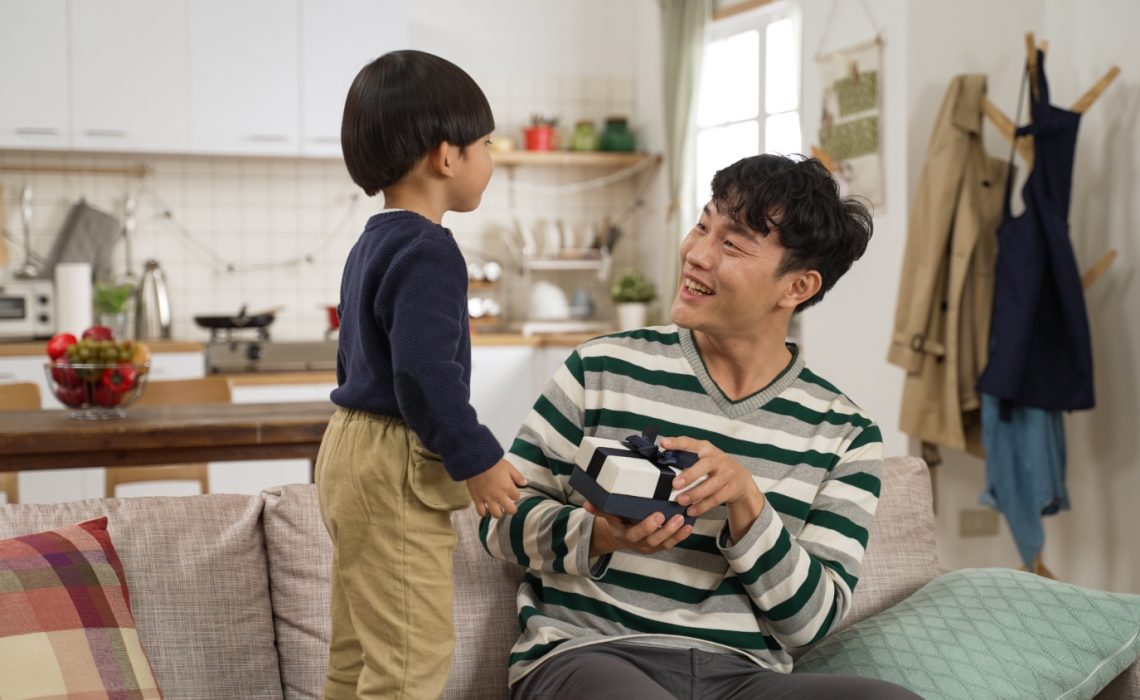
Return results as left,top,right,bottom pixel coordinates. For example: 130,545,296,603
81,325,114,341
45,333,77,360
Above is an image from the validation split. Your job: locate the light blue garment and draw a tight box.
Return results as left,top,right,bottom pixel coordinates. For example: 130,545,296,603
979,393,1069,567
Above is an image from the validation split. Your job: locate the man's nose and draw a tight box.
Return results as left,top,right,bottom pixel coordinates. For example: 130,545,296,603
685,236,716,268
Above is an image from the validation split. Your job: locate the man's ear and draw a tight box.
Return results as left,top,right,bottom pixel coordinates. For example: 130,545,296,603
427,142,458,177
779,270,822,309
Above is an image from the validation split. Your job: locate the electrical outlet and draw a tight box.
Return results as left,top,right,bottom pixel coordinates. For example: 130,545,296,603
959,508,1000,537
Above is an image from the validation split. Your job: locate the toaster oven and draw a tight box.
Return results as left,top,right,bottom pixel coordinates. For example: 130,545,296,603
0,279,55,341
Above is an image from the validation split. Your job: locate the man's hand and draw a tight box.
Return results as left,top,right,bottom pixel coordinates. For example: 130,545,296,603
659,436,765,543
466,458,528,519
586,501,692,557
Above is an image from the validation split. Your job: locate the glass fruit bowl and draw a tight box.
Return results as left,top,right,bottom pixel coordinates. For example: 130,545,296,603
44,362,150,419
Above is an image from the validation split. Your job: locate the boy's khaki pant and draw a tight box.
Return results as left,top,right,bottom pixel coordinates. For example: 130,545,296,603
315,408,471,700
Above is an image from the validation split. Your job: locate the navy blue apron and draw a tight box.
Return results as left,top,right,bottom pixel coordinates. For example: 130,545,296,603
976,50,1094,411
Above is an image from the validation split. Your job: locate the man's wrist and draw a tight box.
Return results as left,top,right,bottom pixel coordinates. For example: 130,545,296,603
726,488,766,543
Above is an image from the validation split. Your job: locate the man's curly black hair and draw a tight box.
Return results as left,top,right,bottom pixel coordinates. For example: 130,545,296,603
709,154,873,312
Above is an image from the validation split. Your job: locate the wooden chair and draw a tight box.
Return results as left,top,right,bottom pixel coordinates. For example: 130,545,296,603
0,382,42,503
104,376,232,498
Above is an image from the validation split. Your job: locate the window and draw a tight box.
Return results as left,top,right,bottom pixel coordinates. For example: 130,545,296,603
693,3,800,216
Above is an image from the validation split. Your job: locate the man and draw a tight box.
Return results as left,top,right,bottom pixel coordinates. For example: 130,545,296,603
480,154,919,699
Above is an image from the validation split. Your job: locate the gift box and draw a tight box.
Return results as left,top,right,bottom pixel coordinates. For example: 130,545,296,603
569,429,704,526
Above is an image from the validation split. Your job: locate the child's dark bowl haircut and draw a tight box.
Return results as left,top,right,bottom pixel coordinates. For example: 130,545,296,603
342,50,496,196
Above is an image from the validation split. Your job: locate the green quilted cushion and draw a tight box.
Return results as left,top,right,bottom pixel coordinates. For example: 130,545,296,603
795,568,1140,699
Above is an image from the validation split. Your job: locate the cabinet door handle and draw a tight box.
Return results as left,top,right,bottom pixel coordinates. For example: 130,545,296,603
247,134,289,143
84,129,128,138
309,136,339,144
16,127,60,136
0,372,16,380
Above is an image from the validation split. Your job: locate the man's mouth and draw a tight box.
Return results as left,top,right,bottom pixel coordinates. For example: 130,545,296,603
683,278,714,295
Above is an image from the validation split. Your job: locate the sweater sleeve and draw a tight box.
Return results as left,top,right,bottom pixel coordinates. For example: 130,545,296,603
381,236,503,481
717,424,883,649
479,350,605,578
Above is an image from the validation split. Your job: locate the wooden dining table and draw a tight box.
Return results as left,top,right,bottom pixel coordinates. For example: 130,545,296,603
0,401,336,472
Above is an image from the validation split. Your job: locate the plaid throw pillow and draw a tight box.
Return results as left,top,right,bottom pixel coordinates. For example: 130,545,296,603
0,517,162,699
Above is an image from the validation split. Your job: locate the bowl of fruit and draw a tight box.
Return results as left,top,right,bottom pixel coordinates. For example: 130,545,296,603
44,326,151,420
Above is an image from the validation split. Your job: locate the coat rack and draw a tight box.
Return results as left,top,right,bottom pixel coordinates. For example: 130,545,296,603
982,33,1120,580
983,32,1120,294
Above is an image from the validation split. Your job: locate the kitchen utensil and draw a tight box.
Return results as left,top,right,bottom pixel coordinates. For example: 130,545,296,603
515,218,537,257
528,280,570,321
0,185,8,267
42,199,121,282
324,305,340,331
499,229,523,268
14,186,39,279
482,261,502,282
121,195,137,283
192,304,277,332
136,259,172,340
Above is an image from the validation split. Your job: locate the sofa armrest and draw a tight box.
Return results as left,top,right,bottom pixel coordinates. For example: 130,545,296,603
1097,658,1140,699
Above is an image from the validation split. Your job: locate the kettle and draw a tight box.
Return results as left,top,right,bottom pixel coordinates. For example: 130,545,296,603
135,259,172,340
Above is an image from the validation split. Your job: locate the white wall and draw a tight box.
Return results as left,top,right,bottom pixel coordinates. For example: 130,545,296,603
800,0,1140,593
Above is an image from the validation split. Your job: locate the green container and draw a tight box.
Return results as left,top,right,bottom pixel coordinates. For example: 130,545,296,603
598,117,635,152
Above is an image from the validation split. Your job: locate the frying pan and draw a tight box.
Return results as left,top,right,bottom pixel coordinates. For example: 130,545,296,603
193,305,282,330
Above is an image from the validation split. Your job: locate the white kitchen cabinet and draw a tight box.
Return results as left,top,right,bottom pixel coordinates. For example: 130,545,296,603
300,0,408,157
215,380,335,496
69,0,189,153
471,345,538,449
0,0,70,150
188,0,300,156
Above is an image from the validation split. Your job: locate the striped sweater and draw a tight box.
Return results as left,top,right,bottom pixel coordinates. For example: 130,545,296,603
479,325,883,685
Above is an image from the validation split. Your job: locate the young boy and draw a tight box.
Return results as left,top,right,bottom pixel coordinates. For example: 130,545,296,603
315,50,526,700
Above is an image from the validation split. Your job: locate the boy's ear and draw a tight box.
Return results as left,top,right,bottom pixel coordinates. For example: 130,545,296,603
779,269,822,309
427,142,458,178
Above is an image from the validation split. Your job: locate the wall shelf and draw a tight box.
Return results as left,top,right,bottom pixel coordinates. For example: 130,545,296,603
491,151,659,168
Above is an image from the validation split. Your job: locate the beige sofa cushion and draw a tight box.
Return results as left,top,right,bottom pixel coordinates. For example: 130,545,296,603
0,494,283,700
842,455,942,630
262,485,332,699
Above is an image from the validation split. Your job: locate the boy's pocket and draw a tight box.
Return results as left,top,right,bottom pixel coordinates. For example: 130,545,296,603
408,441,471,511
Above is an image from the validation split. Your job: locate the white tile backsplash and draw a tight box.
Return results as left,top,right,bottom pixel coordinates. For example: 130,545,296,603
1,72,651,342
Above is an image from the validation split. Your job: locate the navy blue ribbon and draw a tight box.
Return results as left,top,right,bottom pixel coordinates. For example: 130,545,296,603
584,428,698,501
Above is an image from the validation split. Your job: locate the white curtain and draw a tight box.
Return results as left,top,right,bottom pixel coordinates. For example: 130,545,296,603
659,0,711,293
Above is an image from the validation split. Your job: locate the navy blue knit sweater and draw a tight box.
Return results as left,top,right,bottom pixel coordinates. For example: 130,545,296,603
330,210,503,481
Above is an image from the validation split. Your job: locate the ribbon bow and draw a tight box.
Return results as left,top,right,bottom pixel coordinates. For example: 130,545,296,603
621,427,698,472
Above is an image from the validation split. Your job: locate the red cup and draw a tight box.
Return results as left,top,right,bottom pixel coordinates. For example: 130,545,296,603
524,125,555,151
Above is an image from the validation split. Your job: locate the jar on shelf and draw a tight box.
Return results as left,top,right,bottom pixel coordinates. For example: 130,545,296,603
598,116,635,152
571,120,597,151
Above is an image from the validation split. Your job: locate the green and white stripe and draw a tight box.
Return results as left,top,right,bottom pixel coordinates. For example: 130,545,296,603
480,325,883,685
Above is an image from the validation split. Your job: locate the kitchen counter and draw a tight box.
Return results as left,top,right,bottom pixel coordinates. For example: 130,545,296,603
0,339,204,356
470,332,612,347
0,401,335,472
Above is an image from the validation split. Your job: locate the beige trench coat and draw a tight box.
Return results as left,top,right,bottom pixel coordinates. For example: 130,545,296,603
888,75,1007,457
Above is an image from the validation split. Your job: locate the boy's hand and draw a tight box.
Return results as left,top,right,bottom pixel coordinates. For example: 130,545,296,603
467,458,528,519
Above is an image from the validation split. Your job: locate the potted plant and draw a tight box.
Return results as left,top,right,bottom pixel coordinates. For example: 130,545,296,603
611,269,656,331
93,281,136,340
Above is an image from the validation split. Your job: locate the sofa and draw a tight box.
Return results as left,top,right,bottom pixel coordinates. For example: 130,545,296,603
1,456,1136,699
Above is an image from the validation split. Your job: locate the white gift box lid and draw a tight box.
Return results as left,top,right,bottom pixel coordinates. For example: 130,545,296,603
573,435,704,501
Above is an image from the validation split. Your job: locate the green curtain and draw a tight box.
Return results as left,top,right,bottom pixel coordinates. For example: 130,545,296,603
659,0,711,304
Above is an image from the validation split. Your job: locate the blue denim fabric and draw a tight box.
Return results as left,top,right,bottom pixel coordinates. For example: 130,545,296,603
980,393,1070,567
